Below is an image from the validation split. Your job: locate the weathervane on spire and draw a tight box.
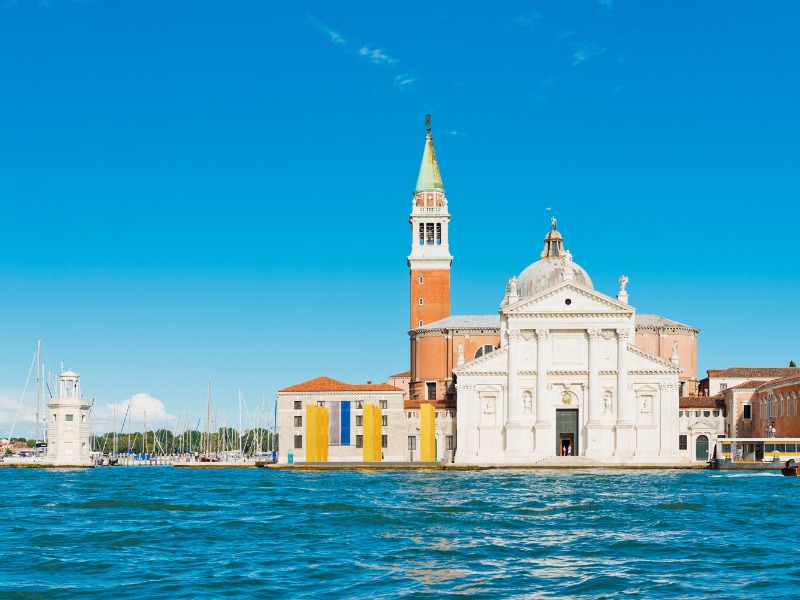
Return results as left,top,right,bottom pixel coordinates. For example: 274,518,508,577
425,114,431,134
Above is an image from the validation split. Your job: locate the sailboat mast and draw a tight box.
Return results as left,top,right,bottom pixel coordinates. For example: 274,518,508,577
273,395,277,453
206,379,211,457
35,339,41,445
127,400,131,461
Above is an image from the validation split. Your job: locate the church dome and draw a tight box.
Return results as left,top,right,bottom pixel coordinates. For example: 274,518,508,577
516,221,593,297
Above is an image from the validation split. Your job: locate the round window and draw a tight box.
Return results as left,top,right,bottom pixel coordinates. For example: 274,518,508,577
565,299,572,305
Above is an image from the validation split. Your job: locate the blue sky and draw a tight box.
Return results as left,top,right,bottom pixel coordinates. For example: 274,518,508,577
1,1,798,438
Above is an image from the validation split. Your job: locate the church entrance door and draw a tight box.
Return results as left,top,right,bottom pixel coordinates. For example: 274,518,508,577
556,409,579,456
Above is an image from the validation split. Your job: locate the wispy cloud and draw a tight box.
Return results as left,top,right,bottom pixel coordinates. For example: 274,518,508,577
556,30,575,41
510,10,542,30
530,77,555,103
394,73,416,87
307,15,346,46
571,41,606,66
358,46,396,65
608,83,634,94
598,0,614,14
307,14,400,71
4,0,52,7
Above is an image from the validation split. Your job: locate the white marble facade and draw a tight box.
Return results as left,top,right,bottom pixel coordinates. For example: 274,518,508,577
453,226,683,465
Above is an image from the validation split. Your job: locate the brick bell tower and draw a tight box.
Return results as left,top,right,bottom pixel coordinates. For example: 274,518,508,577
407,115,452,331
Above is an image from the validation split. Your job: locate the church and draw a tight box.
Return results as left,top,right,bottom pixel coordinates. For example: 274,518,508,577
278,118,700,465
406,117,699,464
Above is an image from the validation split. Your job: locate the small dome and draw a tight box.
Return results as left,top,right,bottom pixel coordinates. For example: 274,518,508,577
516,223,593,297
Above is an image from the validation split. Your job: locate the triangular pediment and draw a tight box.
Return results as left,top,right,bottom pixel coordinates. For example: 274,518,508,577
504,281,634,316
453,345,509,376
627,344,682,374
688,421,716,431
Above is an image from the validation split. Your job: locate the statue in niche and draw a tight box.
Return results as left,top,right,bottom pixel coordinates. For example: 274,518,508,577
523,393,533,414
641,396,650,412
603,391,613,414
457,343,464,366
483,397,495,414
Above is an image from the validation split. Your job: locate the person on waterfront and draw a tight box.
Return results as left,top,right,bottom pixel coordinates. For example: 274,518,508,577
567,444,572,456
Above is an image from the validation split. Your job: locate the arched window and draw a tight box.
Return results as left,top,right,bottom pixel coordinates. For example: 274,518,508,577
474,344,495,359
794,392,798,417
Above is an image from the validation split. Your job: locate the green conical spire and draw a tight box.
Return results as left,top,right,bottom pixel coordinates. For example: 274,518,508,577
415,114,444,192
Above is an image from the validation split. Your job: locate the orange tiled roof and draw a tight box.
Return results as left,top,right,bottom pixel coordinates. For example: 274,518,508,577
707,367,800,379
279,376,401,393
756,374,800,388
726,380,765,391
389,370,411,378
680,396,725,409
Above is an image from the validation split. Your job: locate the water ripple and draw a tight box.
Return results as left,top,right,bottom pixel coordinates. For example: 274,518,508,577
0,468,797,598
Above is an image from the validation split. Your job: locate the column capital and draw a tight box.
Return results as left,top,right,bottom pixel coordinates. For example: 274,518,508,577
587,328,601,340
506,329,521,342
615,328,629,341
535,328,549,340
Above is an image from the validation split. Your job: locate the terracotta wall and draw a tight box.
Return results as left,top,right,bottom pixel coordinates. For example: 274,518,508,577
409,270,450,330
635,330,698,393
410,331,500,401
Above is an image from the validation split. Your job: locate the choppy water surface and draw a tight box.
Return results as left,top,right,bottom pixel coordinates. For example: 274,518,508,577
1,467,797,598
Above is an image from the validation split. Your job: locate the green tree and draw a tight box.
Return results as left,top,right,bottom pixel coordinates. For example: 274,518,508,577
791,360,797,368
25,439,36,448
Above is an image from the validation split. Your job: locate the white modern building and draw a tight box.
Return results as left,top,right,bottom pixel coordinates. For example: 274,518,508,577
277,376,405,463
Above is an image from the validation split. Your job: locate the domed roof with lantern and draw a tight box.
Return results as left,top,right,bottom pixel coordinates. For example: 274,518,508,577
515,217,593,297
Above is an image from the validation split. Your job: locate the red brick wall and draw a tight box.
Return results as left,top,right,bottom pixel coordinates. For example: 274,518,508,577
410,269,450,330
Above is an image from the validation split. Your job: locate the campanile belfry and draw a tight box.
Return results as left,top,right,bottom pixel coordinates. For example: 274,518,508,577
407,115,452,330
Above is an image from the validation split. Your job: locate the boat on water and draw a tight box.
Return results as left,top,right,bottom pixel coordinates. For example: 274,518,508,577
781,459,798,476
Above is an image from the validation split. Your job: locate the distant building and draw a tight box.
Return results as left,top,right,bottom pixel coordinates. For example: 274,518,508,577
755,374,800,438
699,367,800,439
46,370,93,466
700,367,800,397
387,371,410,401
277,377,404,463
679,395,725,462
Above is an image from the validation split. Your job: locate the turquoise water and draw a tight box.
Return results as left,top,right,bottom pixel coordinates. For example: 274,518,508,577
1,468,797,598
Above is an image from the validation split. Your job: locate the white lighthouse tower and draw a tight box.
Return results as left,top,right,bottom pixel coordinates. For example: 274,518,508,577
46,370,93,466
